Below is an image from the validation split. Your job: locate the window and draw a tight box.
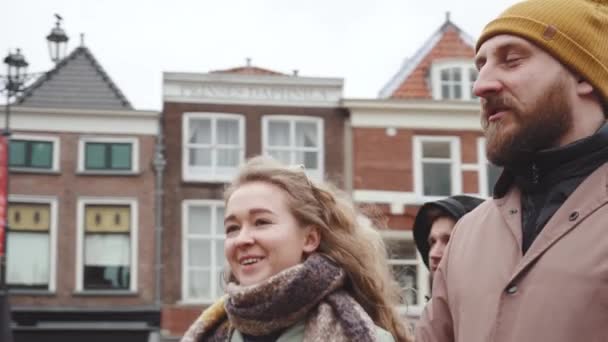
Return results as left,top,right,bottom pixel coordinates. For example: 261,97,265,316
182,200,225,302
262,116,324,180
6,197,57,291
183,113,244,182
478,138,503,197
384,233,429,313
78,137,139,173
431,60,478,100
76,199,137,292
8,135,59,171
414,136,461,199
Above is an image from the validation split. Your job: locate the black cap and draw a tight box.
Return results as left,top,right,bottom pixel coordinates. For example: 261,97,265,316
413,195,484,269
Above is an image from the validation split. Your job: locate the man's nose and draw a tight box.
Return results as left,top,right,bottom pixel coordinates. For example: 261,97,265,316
473,66,503,98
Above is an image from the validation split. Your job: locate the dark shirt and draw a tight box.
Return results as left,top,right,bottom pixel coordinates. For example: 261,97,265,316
493,122,608,253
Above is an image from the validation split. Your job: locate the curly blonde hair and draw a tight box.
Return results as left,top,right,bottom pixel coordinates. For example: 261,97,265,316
224,156,413,342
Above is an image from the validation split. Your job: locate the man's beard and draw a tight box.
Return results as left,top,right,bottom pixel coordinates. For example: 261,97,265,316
481,76,573,167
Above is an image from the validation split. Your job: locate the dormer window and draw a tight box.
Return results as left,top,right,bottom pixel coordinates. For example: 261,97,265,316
430,60,477,100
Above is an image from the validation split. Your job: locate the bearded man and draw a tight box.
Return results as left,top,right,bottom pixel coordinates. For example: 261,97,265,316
415,0,608,341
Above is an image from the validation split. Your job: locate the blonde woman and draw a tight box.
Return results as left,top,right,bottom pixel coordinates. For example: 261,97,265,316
181,156,412,342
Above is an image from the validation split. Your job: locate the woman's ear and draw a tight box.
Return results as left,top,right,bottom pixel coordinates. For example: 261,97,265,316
576,77,594,96
302,226,321,253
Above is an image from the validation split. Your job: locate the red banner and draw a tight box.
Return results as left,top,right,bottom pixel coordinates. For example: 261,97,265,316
0,135,6,257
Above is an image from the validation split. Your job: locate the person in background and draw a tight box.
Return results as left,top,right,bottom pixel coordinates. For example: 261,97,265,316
181,156,412,342
416,0,608,341
413,195,484,276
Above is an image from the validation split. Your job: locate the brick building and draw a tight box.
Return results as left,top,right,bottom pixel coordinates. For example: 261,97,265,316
344,14,501,319
2,39,161,341
160,62,347,339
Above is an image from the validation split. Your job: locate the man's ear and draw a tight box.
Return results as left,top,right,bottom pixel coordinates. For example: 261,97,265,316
576,77,594,96
302,226,321,253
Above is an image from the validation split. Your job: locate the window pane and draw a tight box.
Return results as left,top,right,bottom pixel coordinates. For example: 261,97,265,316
189,147,212,166
441,85,450,99
7,232,49,288
385,239,417,260
440,69,449,81
392,264,418,305
295,122,318,147
9,140,26,166
217,148,239,167
422,141,451,159
487,163,503,196
85,234,131,266
268,150,291,164
188,269,210,299
469,68,478,82
30,142,53,168
452,68,461,82
423,163,452,196
268,121,290,146
84,265,130,290
453,84,462,99
188,206,211,235
215,240,225,267
296,151,318,170
189,239,211,267
85,143,106,169
111,144,132,169
217,119,239,145
215,207,225,235
189,119,211,144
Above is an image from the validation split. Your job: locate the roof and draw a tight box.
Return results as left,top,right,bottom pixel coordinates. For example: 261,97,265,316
379,17,476,99
210,65,286,76
18,46,132,110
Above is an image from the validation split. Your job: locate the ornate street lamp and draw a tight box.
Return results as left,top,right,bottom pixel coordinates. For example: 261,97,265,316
46,14,69,63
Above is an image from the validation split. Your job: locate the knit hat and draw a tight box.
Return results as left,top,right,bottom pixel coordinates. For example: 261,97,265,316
413,195,484,269
476,0,608,106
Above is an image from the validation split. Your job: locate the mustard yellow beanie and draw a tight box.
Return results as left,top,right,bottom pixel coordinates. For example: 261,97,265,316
477,0,608,105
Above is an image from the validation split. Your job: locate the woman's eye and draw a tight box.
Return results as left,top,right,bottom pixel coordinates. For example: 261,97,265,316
225,225,239,235
255,218,270,226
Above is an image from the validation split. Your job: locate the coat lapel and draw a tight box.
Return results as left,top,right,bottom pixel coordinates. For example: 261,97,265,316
508,163,608,283
496,187,524,251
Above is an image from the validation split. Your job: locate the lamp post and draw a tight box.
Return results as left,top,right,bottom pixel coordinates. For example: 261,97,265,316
47,14,69,64
0,48,29,342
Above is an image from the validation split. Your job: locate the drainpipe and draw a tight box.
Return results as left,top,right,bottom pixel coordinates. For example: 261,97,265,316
152,111,166,341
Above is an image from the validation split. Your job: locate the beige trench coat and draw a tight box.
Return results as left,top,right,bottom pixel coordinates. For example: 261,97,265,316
416,163,608,342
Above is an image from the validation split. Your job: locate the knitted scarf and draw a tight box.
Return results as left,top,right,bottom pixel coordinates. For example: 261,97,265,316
180,254,380,342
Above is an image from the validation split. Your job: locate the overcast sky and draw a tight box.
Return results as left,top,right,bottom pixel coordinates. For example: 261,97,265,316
1,0,520,111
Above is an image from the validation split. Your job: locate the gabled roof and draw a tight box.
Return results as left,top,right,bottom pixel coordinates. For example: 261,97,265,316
379,16,476,99
18,46,132,110
210,65,286,76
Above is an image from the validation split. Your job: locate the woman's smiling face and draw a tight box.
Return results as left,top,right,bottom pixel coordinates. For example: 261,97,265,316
223,181,319,286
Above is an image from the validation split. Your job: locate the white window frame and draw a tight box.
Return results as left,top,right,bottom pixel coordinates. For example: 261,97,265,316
182,112,245,183
261,115,324,181
75,197,138,292
9,134,60,172
477,138,503,198
413,136,462,201
430,59,478,101
382,230,430,316
181,199,225,303
77,136,139,174
7,195,58,292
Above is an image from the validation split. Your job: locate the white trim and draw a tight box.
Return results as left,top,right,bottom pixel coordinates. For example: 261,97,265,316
413,136,462,200
379,31,443,98
181,199,225,304
477,137,503,198
461,163,479,172
75,197,138,292
344,98,482,131
1,106,159,135
182,112,245,183
7,195,58,292
9,134,61,172
77,136,140,174
430,59,477,100
261,115,324,181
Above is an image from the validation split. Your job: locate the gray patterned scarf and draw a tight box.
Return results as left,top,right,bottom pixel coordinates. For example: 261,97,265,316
180,254,380,342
